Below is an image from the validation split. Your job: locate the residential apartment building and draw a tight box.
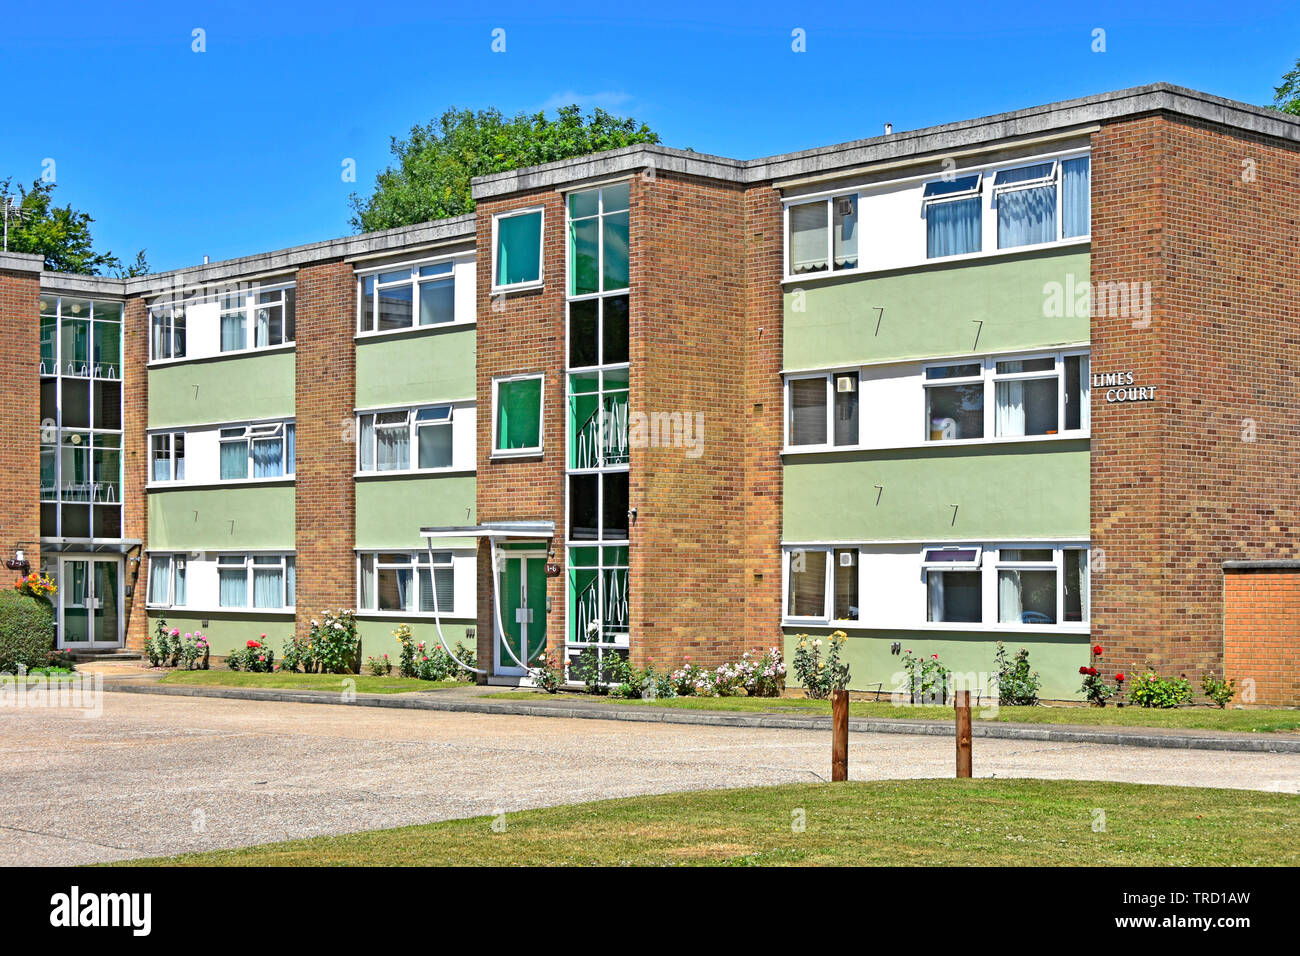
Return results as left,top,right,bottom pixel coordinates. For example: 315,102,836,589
3,83,1299,703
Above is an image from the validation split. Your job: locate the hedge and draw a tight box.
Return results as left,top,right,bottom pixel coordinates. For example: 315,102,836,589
0,590,56,672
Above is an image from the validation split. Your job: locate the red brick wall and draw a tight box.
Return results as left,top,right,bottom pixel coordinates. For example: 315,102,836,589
630,171,749,668
1092,113,1300,699
1224,568,1300,706
122,296,149,650
474,189,567,679
0,269,40,576
741,184,786,653
293,260,354,638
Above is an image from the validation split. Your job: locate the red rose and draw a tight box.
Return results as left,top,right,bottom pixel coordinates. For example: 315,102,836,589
247,640,261,648
1079,666,1089,675
1115,672,1126,683
1088,666,1099,676
1092,645,1103,657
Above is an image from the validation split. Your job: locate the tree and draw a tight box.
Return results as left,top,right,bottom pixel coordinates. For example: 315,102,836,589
1,177,149,277
1270,58,1300,116
349,105,660,232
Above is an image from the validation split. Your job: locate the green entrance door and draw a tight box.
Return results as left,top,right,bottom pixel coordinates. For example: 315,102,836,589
58,555,123,648
497,555,548,675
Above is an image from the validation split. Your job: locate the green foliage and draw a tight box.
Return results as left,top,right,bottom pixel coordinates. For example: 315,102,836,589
573,645,627,695
349,105,660,231
0,590,55,673
308,610,359,674
366,654,393,676
279,633,318,673
528,649,564,694
993,641,1041,706
1128,672,1193,708
1272,58,1300,116
227,637,275,673
1201,673,1236,709
899,647,950,704
793,631,852,699
1,177,148,276
393,624,475,681
147,621,208,670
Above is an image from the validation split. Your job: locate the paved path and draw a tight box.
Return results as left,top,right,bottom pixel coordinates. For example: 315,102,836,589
3,690,1299,865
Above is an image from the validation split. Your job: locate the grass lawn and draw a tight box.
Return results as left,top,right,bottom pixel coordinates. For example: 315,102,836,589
158,670,466,695
117,779,1300,866
485,690,1300,734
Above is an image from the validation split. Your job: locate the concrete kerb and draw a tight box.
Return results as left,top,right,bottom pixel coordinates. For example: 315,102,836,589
101,681,1300,755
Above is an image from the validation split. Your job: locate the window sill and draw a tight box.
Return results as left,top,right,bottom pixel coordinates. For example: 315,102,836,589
354,610,473,621
354,320,475,342
780,236,1090,286
147,342,296,367
147,477,295,491
490,449,544,461
782,620,1091,635
781,432,1089,456
146,606,296,616
490,280,544,295
354,468,475,479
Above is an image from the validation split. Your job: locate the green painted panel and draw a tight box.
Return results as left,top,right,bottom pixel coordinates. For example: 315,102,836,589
147,612,294,659
148,351,295,428
783,441,1089,541
147,485,296,550
356,617,476,667
784,248,1089,370
354,475,476,549
356,325,476,408
782,628,1089,701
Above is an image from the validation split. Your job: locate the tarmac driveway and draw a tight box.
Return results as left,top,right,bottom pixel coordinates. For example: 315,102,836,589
3,690,1299,865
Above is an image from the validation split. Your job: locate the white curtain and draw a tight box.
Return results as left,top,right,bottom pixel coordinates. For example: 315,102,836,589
996,381,1026,436
219,569,247,607
999,571,1023,623
253,568,283,608
927,572,945,622
148,557,169,604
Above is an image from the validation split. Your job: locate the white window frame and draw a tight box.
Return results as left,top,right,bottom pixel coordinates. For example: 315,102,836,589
218,421,295,481
491,207,545,293
921,542,1089,631
217,553,296,610
145,553,187,608
217,283,296,354
784,192,859,280
355,404,455,474
566,183,631,297
922,350,1090,444
782,546,861,624
355,255,462,335
150,431,186,483
148,303,186,361
784,370,861,451
491,372,545,458
356,550,456,616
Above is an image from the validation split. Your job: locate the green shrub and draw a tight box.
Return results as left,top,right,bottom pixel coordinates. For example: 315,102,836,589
1128,672,1193,708
0,590,55,673
309,610,359,674
1201,673,1236,709
793,632,852,700
994,642,1041,706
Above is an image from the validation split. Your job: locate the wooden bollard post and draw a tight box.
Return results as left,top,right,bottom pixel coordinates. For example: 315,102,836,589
955,689,972,778
831,687,849,781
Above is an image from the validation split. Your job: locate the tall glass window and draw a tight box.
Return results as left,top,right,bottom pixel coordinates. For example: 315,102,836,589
38,295,123,539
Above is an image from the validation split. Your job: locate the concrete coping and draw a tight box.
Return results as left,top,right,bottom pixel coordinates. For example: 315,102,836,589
1223,560,1300,571
0,251,44,275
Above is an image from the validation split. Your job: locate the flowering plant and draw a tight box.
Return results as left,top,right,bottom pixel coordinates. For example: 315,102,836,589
366,654,393,677
309,610,359,674
12,571,56,600
793,631,851,700
528,649,564,694
898,647,950,704
1128,671,1193,708
1078,644,1122,706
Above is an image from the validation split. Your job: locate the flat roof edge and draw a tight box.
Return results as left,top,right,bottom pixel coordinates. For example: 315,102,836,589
0,251,45,275
1223,560,1300,570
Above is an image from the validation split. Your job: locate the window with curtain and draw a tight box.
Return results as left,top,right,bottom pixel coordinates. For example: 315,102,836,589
151,432,185,482
927,570,982,623
787,550,827,618
925,364,984,441
251,435,283,478
789,202,829,275
218,557,249,607
994,163,1057,249
923,175,982,258
252,556,285,609
148,556,171,604
789,378,827,446
172,557,187,606
495,377,543,452
219,431,249,480
495,210,543,288
357,408,454,472
219,293,247,352
1061,156,1090,238
359,552,456,614
994,358,1059,437
833,548,859,621
358,262,460,332
374,412,410,470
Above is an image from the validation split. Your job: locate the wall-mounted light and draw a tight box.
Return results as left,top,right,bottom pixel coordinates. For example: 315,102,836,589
5,550,30,574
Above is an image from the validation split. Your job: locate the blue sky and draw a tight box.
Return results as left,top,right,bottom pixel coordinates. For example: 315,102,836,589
3,0,1297,273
